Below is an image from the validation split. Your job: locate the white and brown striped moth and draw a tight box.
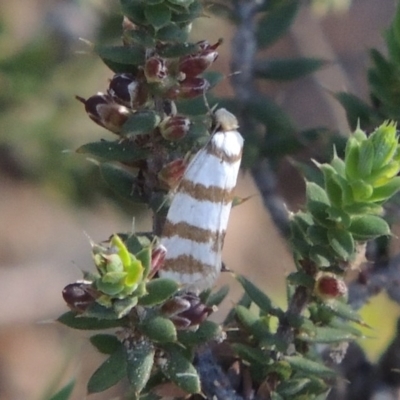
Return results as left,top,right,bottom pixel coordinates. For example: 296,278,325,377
159,108,244,292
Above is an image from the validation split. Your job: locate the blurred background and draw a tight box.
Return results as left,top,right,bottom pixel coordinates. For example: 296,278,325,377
0,0,399,399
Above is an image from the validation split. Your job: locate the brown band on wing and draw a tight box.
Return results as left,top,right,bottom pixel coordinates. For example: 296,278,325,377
179,179,234,203
206,141,242,164
163,254,215,274
163,220,219,243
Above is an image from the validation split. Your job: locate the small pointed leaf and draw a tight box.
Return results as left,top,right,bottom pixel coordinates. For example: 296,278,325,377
256,1,299,48
348,215,390,240
87,345,127,393
254,58,327,81
90,334,121,354
235,274,274,314
277,378,311,396
138,279,179,306
77,140,149,163
140,316,177,343
205,285,229,307
58,312,124,330
48,380,75,400
298,326,358,343
161,344,201,394
127,338,155,394
121,111,161,137
177,320,222,347
144,4,171,29
100,163,145,203
285,356,335,377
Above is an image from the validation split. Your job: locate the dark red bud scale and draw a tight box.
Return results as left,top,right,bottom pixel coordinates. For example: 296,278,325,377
144,56,168,83
76,93,130,134
62,282,96,312
159,115,190,141
158,158,187,189
166,77,210,100
178,39,221,77
108,73,140,108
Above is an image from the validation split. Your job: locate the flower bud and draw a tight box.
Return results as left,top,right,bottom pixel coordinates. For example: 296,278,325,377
148,244,167,279
76,93,130,134
178,39,221,77
161,293,213,329
158,159,186,189
144,56,168,83
159,115,190,141
62,282,96,312
314,272,347,300
166,77,210,100
108,73,147,108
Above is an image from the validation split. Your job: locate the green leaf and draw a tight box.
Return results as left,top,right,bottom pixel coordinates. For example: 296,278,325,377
370,177,400,202
334,92,377,130
285,356,335,377
327,227,354,261
100,163,145,203
277,378,311,396
287,271,315,288
256,0,299,48
323,300,364,324
48,380,75,400
135,246,152,280
126,338,155,395
348,215,390,240
120,0,147,25
254,58,327,81
177,320,222,346
57,312,124,330
248,94,295,137
231,343,267,365
90,334,121,354
224,293,252,325
157,42,198,58
77,140,150,163
121,111,161,137
306,182,332,226
87,345,127,393
94,44,145,71
358,140,375,178
138,278,179,306
319,164,343,208
205,285,229,307
161,344,201,394
297,326,358,343
140,316,177,343
235,305,258,330
235,274,274,314
156,23,189,42
171,1,203,23
144,3,171,29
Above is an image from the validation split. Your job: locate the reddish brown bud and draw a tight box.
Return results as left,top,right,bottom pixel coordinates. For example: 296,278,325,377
166,77,210,100
76,93,130,134
158,158,186,189
178,40,221,77
161,293,212,329
144,56,168,83
149,244,167,279
159,115,190,141
161,296,191,316
62,282,96,312
314,273,347,300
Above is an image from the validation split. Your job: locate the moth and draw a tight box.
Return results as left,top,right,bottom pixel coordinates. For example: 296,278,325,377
159,108,244,292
